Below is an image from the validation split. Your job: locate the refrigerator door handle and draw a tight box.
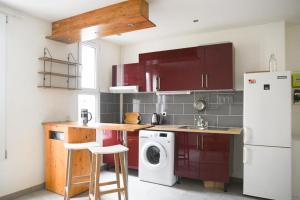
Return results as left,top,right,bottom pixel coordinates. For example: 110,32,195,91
244,127,249,144
243,147,248,164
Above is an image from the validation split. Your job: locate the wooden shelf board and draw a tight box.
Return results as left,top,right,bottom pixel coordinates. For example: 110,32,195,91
38,86,80,90
38,71,81,78
38,57,81,66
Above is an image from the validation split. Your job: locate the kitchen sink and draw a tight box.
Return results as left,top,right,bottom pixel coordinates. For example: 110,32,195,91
179,125,229,131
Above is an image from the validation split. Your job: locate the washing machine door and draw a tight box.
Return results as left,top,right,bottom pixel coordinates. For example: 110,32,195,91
141,141,167,170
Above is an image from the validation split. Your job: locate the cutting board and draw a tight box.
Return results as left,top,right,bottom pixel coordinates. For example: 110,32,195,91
124,112,141,124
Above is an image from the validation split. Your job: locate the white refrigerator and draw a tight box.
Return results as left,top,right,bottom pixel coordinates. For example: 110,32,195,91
243,71,292,200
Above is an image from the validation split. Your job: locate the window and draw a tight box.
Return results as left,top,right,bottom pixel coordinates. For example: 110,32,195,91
81,44,96,89
78,42,98,123
0,14,6,161
78,94,96,123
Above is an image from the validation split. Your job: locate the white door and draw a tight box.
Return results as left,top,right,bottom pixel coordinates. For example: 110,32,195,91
244,72,292,147
243,145,291,200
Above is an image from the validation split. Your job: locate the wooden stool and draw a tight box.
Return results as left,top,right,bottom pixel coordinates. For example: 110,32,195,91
64,142,100,200
88,144,129,200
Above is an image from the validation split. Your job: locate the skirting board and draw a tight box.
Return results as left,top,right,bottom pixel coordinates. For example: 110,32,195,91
0,183,45,200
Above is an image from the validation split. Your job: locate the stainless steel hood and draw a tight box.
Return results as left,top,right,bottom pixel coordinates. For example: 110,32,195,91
109,85,139,93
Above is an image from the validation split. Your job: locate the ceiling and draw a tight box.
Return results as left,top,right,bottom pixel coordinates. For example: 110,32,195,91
1,0,300,45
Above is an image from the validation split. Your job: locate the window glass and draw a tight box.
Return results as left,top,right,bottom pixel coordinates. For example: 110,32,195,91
81,44,96,89
78,94,96,123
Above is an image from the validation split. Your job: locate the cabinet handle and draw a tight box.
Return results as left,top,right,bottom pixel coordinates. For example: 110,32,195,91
158,76,161,91
201,74,204,88
201,135,204,150
196,135,199,149
205,74,208,88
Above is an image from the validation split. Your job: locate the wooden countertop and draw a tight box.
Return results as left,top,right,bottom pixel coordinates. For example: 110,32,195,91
42,122,242,135
42,121,153,132
147,125,242,135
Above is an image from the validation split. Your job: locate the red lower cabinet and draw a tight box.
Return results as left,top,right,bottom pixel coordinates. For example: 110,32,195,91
175,132,201,179
127,131,139,169
102,130,122,166
175,132,231,184
102,130,139,169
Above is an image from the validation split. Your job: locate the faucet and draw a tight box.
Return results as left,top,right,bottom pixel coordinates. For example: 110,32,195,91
195,115,208,130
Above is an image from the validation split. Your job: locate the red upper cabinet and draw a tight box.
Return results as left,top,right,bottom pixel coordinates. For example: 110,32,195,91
111,63,146,92
203,43,233,90
123,63,146,91
138,43,233,91
140,47,205,91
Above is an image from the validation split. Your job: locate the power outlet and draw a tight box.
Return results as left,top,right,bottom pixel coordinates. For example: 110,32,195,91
162,112,167,116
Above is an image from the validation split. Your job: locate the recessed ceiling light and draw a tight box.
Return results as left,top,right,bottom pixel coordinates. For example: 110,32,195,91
128,23,134,27
193,19,199,23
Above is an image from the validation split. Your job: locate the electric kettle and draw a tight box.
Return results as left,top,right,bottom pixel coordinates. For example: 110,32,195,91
151,113,161,125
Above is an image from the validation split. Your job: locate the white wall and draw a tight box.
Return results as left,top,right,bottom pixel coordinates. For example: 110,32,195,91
121,21,286,90
97,40,121,92
0,5,121,197
286,23,300,199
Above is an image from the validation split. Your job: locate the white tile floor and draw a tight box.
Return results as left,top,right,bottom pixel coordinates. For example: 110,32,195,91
14,170,258,200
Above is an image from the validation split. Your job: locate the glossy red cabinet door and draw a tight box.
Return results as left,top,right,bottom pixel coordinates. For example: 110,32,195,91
124,63,146,91
103,130,139,170
140,47,205,91
111,63,146,92
204,43,233,90
175,132,231,183
199,134,231,183
102,130,122,166
175,132,201,179
127,131,139,169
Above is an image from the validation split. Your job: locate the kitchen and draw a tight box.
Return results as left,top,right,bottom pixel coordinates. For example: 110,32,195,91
0,1,300,200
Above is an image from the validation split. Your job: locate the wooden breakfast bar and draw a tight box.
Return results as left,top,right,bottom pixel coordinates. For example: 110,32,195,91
42,121,152,197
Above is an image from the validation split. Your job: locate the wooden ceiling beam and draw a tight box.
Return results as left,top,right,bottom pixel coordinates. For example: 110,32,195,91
46,0,155,44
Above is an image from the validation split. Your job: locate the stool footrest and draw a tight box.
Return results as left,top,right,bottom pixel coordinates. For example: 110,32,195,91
72,180,90,186
101,187,125,195
99,180,118,186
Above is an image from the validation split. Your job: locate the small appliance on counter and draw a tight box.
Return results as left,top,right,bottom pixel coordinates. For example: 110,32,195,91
151,113,161,125
294,89,300,104
81,109,92,125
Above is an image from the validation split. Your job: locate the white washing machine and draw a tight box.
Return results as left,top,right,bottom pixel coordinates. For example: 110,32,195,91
139,130,177,186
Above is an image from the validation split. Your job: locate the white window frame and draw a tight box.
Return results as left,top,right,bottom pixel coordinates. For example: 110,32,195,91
77,41,100,122
0,13,7,161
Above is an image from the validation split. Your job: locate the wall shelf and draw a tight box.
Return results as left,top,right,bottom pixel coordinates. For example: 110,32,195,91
38,48,81,90
38,71,81,78
38,57,81,66
38,86,80,90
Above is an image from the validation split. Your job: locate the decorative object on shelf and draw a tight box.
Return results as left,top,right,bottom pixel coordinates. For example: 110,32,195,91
294,89,300,104
292,73,300,88
81,109,92,125
38,48,81,90
268,53,277,72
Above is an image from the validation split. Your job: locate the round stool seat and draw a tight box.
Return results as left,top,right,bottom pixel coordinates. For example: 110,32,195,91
89,144,128,155
64,142,100,150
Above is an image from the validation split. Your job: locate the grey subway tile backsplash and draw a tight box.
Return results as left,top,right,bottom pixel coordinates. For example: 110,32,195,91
155,95,174,104
230,104,243,115
206,104,230,115
174,115,194,125
174,94,194,103
102,91,243,128
218,115,243,128
164,104,184,115
100,93,120,123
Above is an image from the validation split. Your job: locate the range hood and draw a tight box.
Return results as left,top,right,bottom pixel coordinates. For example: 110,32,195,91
109,86,139,93
109,64,139,93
